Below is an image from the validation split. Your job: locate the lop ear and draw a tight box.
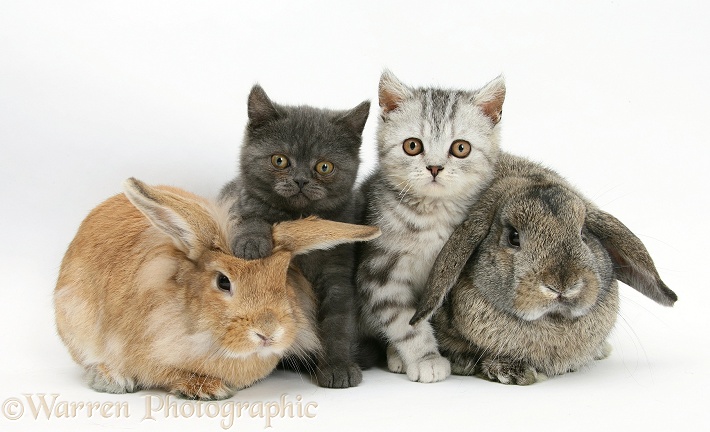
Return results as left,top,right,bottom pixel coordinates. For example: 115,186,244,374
379,69,413,113
271,216,380,256
473,75,506,125
247,84,281,128
123,178,216,260
410,201,498,326
336,100,371,136
585,209,677,306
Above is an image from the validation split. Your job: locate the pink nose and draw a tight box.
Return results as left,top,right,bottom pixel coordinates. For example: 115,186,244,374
254,332,272,346
427,165,444,178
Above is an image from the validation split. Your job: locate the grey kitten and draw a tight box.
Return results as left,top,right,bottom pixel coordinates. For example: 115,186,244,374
219,85,370,388
356,70,505,383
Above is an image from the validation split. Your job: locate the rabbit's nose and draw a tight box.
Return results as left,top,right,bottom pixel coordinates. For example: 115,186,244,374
252,325,284,347
253,331,273,346
541,279,583,299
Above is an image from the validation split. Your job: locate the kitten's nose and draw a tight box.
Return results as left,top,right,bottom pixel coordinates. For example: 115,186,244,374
426,165,444,178
294,178,309,189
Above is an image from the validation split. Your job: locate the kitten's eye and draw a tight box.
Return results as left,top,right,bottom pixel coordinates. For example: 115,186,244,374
315,161,334,175
402,138,424,156
271,154,290,169
450,140,472,158
216,272,232,293
508,228,520,248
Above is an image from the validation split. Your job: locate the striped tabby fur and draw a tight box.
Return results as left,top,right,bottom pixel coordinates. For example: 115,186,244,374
356,70,506,382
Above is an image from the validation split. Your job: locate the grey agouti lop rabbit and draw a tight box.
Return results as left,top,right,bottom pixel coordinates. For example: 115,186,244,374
411,153,677,385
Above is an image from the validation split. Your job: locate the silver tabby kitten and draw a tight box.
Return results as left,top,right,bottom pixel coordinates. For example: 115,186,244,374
357,70,505,382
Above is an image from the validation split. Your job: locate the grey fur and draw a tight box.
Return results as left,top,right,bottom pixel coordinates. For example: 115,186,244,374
415,152,677,384
219,85,370,388
356,70,506,383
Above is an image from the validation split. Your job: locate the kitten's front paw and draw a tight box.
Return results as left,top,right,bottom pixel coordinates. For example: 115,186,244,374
233,235,273,260
406,353,451,383
480,357,546,386
316,362,362,388
386,345,405,374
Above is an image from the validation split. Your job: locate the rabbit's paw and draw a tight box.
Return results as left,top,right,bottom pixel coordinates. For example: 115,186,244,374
480,357,546,385
86,363,138,394
316,362,362,388
406,353,450,383
449,353,478,376
171,374,234,401
593,341,612,360
233,235,272,260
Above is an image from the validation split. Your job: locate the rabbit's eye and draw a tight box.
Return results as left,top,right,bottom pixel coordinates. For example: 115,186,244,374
217,273,231,292
271,154,290,169
508,229,520,248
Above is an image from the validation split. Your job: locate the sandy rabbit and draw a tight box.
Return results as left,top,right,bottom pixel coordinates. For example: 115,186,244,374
55,178,380,399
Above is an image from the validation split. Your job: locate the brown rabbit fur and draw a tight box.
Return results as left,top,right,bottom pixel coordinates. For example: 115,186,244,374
55,178,380,400
412,153,677,385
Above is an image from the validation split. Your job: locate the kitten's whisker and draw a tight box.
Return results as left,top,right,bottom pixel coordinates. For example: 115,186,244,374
398,182,413,205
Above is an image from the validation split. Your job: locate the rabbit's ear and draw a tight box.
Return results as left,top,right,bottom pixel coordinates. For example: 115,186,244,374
410,203,498,326
123,178,216,259
586,209,677,306
272,216,380,256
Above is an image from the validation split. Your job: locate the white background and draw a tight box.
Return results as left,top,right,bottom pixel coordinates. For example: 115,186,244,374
1,1,709,431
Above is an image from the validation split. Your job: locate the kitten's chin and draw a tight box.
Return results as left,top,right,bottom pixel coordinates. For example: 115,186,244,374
418,180,457,198
286,192,313,208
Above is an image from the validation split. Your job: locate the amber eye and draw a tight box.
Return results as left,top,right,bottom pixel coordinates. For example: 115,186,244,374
271,154,290,169
217,272,232,293
450,140,472,158
402,138,424,156
315,161,334,175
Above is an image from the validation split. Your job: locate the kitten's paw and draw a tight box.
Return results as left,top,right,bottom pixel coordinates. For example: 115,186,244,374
233,235,272,260
86,364,138,394
480,357,546,386
405,353,451,383
386,345,405,374
316,362,363,388
170,374,234,400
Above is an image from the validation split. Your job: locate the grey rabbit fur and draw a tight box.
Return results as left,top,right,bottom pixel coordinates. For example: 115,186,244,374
411,152,678,385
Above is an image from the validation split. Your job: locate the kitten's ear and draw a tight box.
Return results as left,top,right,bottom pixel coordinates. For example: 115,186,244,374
473,75,506,125
247,84,281,128
379,69,413,113
337,100,371,136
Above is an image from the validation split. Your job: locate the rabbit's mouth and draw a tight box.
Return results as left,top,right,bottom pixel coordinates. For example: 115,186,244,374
514,296,593,321
222,344,287,359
